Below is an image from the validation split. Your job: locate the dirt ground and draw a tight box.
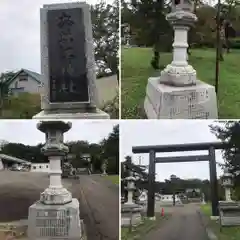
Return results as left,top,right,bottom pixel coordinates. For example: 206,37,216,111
0,171,119,240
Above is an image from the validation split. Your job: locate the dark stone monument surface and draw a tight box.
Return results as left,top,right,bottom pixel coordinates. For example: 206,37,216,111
47,8,89,103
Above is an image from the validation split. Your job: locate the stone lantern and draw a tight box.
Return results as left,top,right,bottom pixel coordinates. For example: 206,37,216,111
222,167,234,202
121,171,143,227
143,0,218,119
101,159,108,175
27,121,85,240
219,167,240,226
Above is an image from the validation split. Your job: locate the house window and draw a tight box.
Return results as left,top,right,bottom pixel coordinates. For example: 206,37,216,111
39,166,42,169
19,73,28,81
33,166,36,169
46,165,48,168
15,82,18,88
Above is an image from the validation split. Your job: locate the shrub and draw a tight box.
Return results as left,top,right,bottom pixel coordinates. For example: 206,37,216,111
102,94,119,119
1,93,41,119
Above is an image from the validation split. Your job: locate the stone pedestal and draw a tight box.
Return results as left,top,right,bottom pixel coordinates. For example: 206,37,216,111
27,121,86,240
219,201,240,226
144,8,218,119
28,199,83,240
121,204,142,227
33,109,109,119
144,78,217,119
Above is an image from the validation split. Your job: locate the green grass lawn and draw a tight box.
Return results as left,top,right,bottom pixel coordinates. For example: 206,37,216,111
121,214,170,240
201,203,240,240
104,175,119,185
121,47,240,119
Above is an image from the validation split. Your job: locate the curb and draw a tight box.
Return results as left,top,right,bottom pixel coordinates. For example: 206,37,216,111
197,210,218,240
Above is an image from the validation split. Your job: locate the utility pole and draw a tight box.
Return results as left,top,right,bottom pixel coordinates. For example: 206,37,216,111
215,0,221,95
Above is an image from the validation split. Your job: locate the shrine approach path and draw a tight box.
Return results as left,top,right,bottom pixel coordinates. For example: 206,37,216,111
144,203,209,240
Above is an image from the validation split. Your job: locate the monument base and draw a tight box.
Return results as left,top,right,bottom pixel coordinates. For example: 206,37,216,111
33,108,109,119
121,203,143,227
219,201,240,226
27,198,86,240
144,77,218,119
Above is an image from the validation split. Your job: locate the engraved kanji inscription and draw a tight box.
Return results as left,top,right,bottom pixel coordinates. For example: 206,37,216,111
47,8,89,103
36,210,70,237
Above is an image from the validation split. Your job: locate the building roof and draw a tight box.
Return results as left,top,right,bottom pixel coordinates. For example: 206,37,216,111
5,68,42,85
0,154,31,165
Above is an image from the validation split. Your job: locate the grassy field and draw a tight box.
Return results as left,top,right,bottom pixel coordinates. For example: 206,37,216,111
201,203,240,240
104,175,119,185
121,214,169,240
121,47,240,119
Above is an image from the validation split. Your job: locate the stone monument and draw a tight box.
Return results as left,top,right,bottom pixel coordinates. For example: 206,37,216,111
33,2,109,119
219,167,240,226
27,121,86,240
144,0,218,119
121,171,143,227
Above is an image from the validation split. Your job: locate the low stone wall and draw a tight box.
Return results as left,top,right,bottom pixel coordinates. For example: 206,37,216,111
96,75,118,107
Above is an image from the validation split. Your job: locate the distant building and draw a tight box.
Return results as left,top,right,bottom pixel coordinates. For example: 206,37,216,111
6,69,43,96
30,163,49,173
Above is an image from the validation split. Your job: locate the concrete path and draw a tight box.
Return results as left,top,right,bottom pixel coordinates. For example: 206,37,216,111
143,203,208,240
0,171,119,240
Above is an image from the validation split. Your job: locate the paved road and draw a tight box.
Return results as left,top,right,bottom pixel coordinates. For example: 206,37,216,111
0,171,119,240
143,203,208,240
74,174,119,240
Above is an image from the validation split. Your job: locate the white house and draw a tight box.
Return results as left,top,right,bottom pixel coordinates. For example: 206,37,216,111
31,163,49,173
139,190,182,205
6,69,43,96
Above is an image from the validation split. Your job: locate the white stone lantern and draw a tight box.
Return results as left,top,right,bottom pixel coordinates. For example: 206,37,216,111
125,171,137,205
222,167,234,202
39,121,72,204
28,121,85,240
121,171,143,227
143,0,218,119
161,0,197,86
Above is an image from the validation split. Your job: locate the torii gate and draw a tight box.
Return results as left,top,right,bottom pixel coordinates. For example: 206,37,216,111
132,142,228,218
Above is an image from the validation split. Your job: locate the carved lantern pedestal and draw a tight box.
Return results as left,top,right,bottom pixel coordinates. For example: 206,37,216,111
219,168,240,226
144,0,218,119
27,121,86,240
121,172,143,227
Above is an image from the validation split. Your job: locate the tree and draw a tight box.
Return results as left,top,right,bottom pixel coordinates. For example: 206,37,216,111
210,121,240,199
0,71,15,116
1,125,119,174
100,124,119,174
91,0,119,76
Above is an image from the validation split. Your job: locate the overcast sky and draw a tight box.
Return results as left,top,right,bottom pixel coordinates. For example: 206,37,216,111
0,120,117,145
120,120,226,181
0,0,111,74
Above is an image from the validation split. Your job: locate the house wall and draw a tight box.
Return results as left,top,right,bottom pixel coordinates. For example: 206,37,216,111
31,163,49,173
9,74,41,96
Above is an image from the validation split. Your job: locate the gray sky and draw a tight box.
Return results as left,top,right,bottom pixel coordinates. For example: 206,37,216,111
0,0,110,73
120,120,225,181
0,120,118,145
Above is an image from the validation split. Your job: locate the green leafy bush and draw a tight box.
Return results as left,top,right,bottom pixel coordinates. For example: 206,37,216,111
102,94,119,119
1,93,40,119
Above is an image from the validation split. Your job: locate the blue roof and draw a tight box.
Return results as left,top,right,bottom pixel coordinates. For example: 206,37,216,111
6,68,42,85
